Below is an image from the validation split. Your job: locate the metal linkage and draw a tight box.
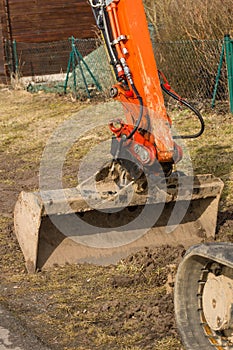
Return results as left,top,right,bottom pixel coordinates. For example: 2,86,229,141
88,0,104,8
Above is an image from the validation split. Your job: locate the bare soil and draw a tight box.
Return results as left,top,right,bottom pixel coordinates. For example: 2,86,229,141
1,88,233,350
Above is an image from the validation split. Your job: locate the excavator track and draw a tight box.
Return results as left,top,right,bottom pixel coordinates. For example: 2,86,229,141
175,243,233,350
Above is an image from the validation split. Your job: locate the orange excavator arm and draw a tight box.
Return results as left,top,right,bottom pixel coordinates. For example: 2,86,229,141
89,0,204,178
12,0,222,277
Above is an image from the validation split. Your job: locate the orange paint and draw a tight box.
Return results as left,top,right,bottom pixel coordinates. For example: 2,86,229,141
109,0,174,162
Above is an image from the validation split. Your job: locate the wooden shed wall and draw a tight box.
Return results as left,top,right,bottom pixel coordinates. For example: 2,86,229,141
0,0,97,79
0,0,7,81
0,28,5,79
5,0,96,42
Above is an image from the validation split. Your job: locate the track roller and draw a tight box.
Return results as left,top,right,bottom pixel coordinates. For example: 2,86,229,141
175,242,233,349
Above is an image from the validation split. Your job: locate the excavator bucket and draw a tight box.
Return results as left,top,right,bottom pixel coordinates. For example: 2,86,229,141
14,174,224,273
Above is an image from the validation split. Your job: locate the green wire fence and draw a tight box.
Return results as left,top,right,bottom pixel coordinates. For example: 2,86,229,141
64,36,102,98
4,36,231,108
212,35,233,113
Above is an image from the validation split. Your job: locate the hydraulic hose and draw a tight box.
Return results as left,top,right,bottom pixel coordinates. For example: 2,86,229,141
161,83,205,139
90,1,144,141
126,83,144,140
102,5,118,66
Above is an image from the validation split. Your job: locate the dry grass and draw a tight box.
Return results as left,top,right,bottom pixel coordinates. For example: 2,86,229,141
171,106,233,209
144,0,233,40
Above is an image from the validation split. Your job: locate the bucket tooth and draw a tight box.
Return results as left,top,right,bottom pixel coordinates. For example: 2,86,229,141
14,174,224,273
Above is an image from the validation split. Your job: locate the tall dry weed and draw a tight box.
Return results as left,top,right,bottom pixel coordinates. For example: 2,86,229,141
144,0,233,41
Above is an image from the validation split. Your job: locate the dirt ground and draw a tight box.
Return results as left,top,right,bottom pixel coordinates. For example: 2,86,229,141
1,87,233,350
